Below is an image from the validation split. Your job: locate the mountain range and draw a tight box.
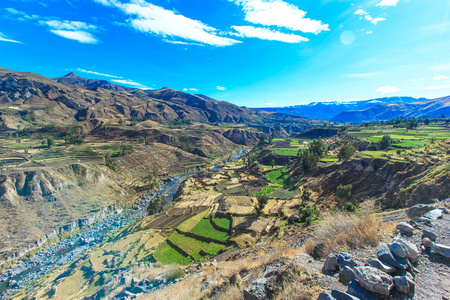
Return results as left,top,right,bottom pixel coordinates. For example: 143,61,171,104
254,96,450,123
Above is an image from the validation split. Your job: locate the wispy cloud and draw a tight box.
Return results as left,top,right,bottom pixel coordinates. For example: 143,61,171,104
41,20,99,44
426,84,450,90
94,0,240,47
354,9,385,25
376,0,400,7
229,26,309,43
265,103,275,106
344,72,382,78
0,32,23,44
76,68,123,78
216,86,226,91
183,88,198,91
410,79,416,82
230,0,329,34
111,79,149,89
433,75,448,80
376,85,400,93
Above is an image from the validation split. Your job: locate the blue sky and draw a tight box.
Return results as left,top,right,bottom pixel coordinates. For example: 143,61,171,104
0,0,449,107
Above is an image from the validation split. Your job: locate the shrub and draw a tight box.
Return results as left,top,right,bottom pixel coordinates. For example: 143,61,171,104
255,194,269,215
377,135,393,150
304,212,380,258
335,184,352,208
337,143,355,161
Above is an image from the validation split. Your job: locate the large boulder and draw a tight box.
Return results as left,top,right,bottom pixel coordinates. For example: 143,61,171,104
339,266,355,284
406,204,436,219
317,291,336,300
394,273,415,294
388,242,409,258
353,266,394,296
323,253,339,273
331,289,360,300
396,222,414,234
337,253,361,269
423,209,444,220
433,243,450,258
377,248,408,270
395,238,419,263
347,280,379,300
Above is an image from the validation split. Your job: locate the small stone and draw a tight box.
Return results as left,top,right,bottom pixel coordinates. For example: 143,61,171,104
394,273,415,294
422,237,432,248
317,291,336,300
422,229,438,241
367,258,396,274
388,242,408,258
423,209,444,220
211,259,218,267
323,253,339,273
396,222,414,234
337,253,361,269
406,204,435,219
229,273,242,287
339,266,355,284
354,266,394,296
433,243,450,258
331,289,360,300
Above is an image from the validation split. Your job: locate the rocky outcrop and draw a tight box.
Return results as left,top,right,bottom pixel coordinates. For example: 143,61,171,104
223,129,262,145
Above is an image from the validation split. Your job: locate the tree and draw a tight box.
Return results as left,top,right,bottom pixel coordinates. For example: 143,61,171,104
258,134,267,145
335,184,352,209
47,136,54,148
377,135,393,150
255,194,269,215
298,149,319,173
301,185,312,203
337,143,355,161
309,138,327,158
148,196,166,215
441,113,446,119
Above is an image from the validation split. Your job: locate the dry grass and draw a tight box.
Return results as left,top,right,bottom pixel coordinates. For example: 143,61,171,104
304,212,380,258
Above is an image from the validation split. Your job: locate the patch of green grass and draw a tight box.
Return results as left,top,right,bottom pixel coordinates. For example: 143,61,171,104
191,219,229,242
212,217,231,230
168,232,210,260
177,209,210,232
320,157,339,162
256,186,276,196
153,241,187,265
203,243,227,254
271,148,299,156
393,140,429,148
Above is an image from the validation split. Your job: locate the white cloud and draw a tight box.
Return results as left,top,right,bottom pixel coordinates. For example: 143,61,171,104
183,88,198,91
410,79,416,82
111,79,149,89
366,31,373,34
229,25,308,43
50,30,98,44
76,68,123,78
376,85,400,93
426,84,450,90
376,0,399,7
230,0,329,34
265,103,275,106
183,88,188,91
40,20,97,31
162,39,204,46
433,75,448,80
354,9,385,25
0,32,23,44
216,86,226,91
101,0,241,47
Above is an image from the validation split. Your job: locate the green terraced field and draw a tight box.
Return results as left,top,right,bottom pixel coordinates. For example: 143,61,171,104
169,232,224,260
152,241,188,265
212,217,231,230
191,219,229,242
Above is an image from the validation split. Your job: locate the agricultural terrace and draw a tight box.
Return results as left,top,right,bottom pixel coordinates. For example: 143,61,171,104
269,138,338,163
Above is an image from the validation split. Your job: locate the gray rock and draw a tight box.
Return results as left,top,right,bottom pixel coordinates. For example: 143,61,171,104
422,237,432,248
243,278,268,300
406,204,435,218
378,242,389,251
438,206,449,214
396,222,414,234
423,209,444,220
413,217,431,223
317,291,336,300
339,266,355,283
388,242,408,258
331,289,360,300
395,238,419,261
367,258,396,274
347,280,378,300
433,243,450,258
394,273,415,294
323,253,339,273
422,229,437,241
337,253,361,269
289,212,301,223
354,266,394,296
377,248,408,269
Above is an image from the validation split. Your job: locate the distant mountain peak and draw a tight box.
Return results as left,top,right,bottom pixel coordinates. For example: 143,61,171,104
63,72,79,78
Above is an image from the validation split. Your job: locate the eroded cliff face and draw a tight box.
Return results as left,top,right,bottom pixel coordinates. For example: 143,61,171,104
294,158,449,209
0,164,132,261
